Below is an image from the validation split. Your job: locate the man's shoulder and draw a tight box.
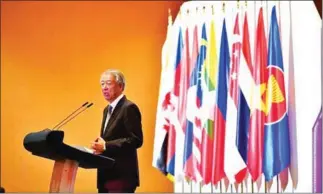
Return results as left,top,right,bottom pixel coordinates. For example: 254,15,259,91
121,97,141,112
123,98,139,109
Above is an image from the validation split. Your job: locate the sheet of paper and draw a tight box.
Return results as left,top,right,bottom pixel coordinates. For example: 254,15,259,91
82,146,95,154
71,145,94,154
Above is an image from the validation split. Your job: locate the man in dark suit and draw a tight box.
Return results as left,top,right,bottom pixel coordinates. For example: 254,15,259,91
91,69,143,193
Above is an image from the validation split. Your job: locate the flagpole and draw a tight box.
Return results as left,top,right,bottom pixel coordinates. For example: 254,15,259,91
278,177,280,193
242,3,247,193
197,5,203,193
265,181,267,193
251,179,254,193
220,180,222,193
220,3,225,193
182,180,184,193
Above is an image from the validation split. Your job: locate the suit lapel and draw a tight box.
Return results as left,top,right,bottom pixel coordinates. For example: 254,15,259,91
102,96,126,136
100,106,109,136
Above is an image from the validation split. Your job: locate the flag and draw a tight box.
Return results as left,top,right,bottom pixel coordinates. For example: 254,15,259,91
247,7,267,182
152,14,178,175
200,19,218,185
279,169,289,191
253,7,269,190
211,18,230,185
287,1,298,189
236,10,254,184
276,2,289,191
263,5,291,181
164,27,185,181
224,12,247,184
183,23,207,182
173,25,194,182
182,24,198,181
153,25,184,181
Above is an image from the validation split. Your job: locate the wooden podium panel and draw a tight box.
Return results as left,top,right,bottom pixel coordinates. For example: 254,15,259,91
24,129,115,192
49,159,79,193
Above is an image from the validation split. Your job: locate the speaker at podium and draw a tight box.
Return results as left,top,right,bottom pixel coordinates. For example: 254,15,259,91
23,102,115,193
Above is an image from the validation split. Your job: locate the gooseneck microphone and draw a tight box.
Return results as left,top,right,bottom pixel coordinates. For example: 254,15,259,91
52,102,93,130
55,103,93,130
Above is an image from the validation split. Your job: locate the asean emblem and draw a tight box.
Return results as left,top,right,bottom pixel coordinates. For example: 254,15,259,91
264,65,287,125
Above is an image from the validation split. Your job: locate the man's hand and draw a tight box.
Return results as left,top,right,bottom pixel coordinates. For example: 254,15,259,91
91,137,106,155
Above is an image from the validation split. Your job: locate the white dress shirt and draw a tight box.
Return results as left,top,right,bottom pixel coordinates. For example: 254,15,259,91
103,94,124,132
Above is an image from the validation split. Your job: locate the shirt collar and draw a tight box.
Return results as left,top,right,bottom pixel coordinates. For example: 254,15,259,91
108,93,124,113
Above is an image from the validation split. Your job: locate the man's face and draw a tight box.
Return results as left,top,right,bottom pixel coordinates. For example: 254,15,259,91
100,73,123,103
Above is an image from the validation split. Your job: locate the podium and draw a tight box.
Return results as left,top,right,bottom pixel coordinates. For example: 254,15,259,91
23,129,115,193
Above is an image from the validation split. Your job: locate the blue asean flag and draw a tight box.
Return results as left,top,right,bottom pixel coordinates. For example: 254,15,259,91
263,6,291,181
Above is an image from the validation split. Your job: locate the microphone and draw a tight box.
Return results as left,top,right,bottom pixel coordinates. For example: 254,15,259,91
55,102,94,130
52,102,90,130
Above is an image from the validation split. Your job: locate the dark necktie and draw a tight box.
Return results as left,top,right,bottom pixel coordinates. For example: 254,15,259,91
108,105,113,115
103,105,113,133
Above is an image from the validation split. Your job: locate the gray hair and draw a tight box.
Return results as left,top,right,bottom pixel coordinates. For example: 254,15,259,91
101,69,126,91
